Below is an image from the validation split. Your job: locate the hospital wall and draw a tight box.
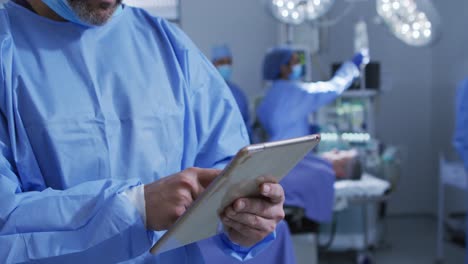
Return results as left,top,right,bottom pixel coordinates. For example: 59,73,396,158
180,0,468,216
180,0,279,101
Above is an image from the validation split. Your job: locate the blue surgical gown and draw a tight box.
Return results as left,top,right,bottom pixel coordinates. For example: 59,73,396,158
453,78,468,264
0,2,270,263
227,81,251,139
199,221,296,264
256,62,358,222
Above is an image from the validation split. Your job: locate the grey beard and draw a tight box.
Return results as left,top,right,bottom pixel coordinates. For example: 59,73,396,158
67,0,120,26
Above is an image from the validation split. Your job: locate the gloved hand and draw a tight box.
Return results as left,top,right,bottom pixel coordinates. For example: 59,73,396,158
351,49,370,68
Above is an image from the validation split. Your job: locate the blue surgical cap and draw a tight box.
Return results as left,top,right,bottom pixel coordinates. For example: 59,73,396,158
263,47,294,81
212,44,232,62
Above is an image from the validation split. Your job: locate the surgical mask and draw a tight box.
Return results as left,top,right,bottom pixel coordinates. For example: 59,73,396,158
289,64,303,81
42,0,123,27
217,65,233,81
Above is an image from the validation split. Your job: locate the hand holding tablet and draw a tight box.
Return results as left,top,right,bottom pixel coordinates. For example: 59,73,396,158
150,134,321,254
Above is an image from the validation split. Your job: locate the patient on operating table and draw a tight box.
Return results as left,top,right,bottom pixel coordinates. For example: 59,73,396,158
321,149,362,180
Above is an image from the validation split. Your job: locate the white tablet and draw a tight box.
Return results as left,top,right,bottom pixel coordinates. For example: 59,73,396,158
150,134,321,255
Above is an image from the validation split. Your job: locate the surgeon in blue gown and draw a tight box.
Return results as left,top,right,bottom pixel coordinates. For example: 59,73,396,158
453,77,468,264
256,47,367,222
212,44,251,138
0,1,286,263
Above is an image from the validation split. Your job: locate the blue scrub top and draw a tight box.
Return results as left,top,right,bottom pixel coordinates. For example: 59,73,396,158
199,220,296,264
0,2,259,263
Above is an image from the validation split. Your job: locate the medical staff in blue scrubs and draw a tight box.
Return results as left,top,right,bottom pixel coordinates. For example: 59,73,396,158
453,77,468,264
257,47,366,141
212,44,251,139
0,1,286,263
256,47,367,222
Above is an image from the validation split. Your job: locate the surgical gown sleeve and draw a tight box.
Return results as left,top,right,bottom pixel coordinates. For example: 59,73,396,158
299,61,359,113
162,22,275,260
454,78,468,167
0,27,153,264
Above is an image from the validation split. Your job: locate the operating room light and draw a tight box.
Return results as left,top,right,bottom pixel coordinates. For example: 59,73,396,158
267,0,440,46
268,0,335,25
376,0,440,46
270,0,306,25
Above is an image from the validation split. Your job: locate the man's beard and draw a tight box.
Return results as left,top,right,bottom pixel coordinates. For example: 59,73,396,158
67,0,122,25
